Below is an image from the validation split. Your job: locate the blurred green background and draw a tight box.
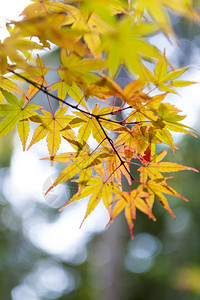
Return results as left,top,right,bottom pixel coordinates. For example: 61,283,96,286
1,8,200,300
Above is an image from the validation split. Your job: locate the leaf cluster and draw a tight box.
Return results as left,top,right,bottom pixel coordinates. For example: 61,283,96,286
0,0,199,237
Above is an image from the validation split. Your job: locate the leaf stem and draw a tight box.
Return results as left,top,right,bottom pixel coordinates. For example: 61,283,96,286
96,116,135,183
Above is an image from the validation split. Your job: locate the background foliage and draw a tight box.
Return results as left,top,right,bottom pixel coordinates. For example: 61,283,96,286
0,0,200,299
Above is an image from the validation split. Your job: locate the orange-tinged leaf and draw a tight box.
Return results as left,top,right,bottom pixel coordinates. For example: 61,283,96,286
148,180,189,202
123,78,150,108
111,187,155,238
111,197,126,220
125,205,135,239
115,125,156,157
99,145,131,185
153,189,176,218
152,150,168,163
85,74,124,101
139,150,198,186
105,149,122,183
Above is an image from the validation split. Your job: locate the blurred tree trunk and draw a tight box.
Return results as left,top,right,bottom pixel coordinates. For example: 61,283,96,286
97,218,125,300
96,83,129,300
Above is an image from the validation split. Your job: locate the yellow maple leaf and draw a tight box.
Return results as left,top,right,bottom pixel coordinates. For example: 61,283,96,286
44,142,105,191
28,106,77,163
101,16,160,77
134,0,200,38
59,175,120,226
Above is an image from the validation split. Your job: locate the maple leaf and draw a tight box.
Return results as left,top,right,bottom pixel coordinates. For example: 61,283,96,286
50,80,68,102
134,0,200,38
0,89,40,150
71,9,103,58
25,55,49,100
11,55,50,102
138,150,198,217
125,92,196,151
146,178,188,219
59,50,106,86
152,103,197,137
123,78,150,108
99,145,132,185
69,104,109,144
0,33,43,74
83,74,124,101
12,13,86,55
51,81,89,111
71,0,129,57
110,186,156,238
138,150,198,184
115,124,160,157
59,174,120,226
144,55,196,92
101,16,161,77
21,0,73,18
0,76,24,95
43,141,106,191
28,106,77,162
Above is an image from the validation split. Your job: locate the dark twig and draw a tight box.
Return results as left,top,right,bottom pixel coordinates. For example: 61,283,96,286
96,116,135,183
8,68,136,183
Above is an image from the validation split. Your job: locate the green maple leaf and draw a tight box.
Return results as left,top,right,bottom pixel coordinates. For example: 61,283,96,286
101,16,161,77
0,89,40,150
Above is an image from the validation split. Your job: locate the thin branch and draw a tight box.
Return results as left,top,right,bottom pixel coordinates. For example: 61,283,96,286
8,68,136,184
8,69,140,126
96,116,135,183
